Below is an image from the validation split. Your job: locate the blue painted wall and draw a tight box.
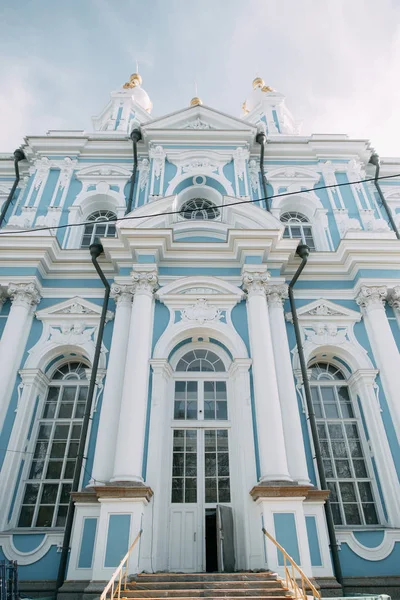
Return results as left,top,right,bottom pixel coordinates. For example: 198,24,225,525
273,512,300,565
104,514,131,568
78,517,98,568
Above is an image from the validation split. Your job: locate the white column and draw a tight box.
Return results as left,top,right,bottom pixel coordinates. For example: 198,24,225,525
356,286,400,437
389,285,400,329
266,284,310,485
0,283,41,432
112,269,158,483
242,269,291,482
91,284,134,485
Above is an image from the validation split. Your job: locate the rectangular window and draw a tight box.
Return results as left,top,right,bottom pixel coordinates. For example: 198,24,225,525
171,430,197,504
18,384,87,528
204,429,230,503
174,381,198,420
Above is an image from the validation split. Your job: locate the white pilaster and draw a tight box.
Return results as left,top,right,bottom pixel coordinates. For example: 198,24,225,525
356,286,400,438
242,269,291,482
266,284,310,485
112,269,158,483
91,284,134,485
0,283,41,432
388,286,400,329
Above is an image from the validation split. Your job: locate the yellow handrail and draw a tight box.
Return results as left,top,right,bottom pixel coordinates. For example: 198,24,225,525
262,527,320,600
100,529,143,600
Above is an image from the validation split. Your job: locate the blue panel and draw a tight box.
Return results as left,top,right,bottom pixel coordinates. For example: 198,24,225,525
176,236,225,243
158,267,241,276
137,255,156,263
142,370,153,481
249,368,260,481
0,545,60,580
105,514,131,568
244,256,263,264
340,541,400,576
12,534,45,553
152,301,170,352
78,517,97,568
273,513,300,565
231,301,250,354
353,530,385,548
33,169,59,226
305,516,322,566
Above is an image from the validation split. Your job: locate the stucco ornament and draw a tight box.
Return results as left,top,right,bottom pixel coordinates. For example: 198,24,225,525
242,271,270,296
111,283,135,305
139,158,150,191
234,147,249,181
248,159,260,194
306,303,343,316
7,282,41,308
333,208,362,235
132,270,159,294
347,158,365,192
35,206,63,228
49,324,94,345
184,118,212,130
265,284,288,308
149,145,165,179
305,324,348,345
181,298,223,325
356,286,387,312
59,157,77,189
32,157,51,190
60,302,97,314
388,286,400,311
181,159,219,174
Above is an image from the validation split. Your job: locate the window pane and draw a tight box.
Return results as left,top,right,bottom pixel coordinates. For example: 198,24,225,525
353,459,368,478
363,503,378,525
60,483,72,504
54,425,69,440
36,506,55,527
331,503,342,525
172,478,183,503
40,484,58,504
216,401,228,420
358,482,374,502
205,455,216,477
56,505,68,527
174,401,185,419
205,478,217,503
23,484,39,504
185,478,197,503
204,401,215,420
343,503,361,525
46,461,63,479
335,460,351,478
18,506,34,527
339,482,357,502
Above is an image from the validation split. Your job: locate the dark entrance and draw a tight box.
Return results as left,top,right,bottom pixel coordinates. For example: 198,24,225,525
205,509,218,572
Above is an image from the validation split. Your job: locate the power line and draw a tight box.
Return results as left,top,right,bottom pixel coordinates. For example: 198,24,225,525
0,173,399,237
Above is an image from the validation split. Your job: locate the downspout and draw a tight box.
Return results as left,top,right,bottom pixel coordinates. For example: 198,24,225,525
256,131,270,212
369,153,400,239
0,149,26,228
288,244,344,589
125,128,142,215
56,243,110,594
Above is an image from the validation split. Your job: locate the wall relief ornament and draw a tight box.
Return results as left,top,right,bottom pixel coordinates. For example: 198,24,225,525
388,286,400,311
184,118,212,130
306,303,343,316
149,145,165,179
356,286,387,312
181,159,219,174
248,159,260,194
33,157,51,190
234,147,249,181
111,283,134,305
35,206,63,229
59,157,77,189
49,325,94,345
180,298,223,325
304,324,348,346
266,284,288,308
138,158,150,191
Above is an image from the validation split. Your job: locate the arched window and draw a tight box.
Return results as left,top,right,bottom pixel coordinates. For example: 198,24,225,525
17,362,88,528
280,212,315,250
180,198,220,220
310,361,378,526
176,349,225,372
81,210,117,248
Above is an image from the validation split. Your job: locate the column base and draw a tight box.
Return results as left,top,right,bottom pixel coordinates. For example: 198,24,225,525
110,474,144,484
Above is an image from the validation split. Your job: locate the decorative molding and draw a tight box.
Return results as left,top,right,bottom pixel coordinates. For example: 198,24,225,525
242,270,270,297
248,159,260,194
333,208,362,236
138,158,150,191
149,145,165,180
59,157,77,189
111,283,134,306
36,296,114,323
0,533,63,565
131,270,159,294
286,299,362,323
266,284,288,308
336,530,400,561
184,117,213,130
35,206,63,228
181,298,223,325
233,147,249,181
388,286,400,311
250,485,316,500
32,157,51,190
6,206,37,229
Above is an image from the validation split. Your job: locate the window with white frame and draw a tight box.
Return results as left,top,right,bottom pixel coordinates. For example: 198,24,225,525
180,198,220,221
280,211,315,250
81,210,117,248
17,362,88,528
310,361,379,526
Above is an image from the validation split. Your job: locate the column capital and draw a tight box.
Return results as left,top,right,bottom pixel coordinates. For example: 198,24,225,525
266,283,288,308
0,286,7,309
356,285,387,313
131,270,159,296
388,286,400,311
242,270,270,298
7,282,41,309
111,283,134,306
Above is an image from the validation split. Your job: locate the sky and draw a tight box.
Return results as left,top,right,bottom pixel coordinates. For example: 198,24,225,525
0,0,400,156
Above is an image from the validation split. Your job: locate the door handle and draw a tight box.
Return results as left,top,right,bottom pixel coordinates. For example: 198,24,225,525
193,532,196,542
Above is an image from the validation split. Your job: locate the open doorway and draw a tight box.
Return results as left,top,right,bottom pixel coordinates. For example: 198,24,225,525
205,509,218,572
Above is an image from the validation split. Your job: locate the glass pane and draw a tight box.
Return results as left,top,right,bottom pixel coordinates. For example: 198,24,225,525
331,503,342,525
74,403,85,418
36,505,55,527
71,424,82,439
50,441,66,458
328,424,344,439
54,424,69,440
187,381,197,399
218,453,230,476
172,478,183,503
332,441,347,458
60,483,72,504
205,454,216,477
175,381,186,398
64,460,75,478
61,387,76,402
204,401,215,420
204,430,216,452
40,483,58,504
321,388,335,403
340,482,357,502
38,424,52,440
317,424,327,439
29,461,44,479
349,441,363,458
338,387,350,401
173,430,184,451
185,454,197,477
358,482,374,502
341,403,354,418
327,482,339,502
173,453,184,477
18,506,34,527
323,459,334,478
320,441,330,458
34,441,48,459
186,401,197,420
325,404,340,418
363,503,378,524
344,503,361,525
23,484,39,504
185,429,197,451
174,401,185,419
216,382,227,398
46,461,63,479
56,505,68,527
205,478,217,503
345,424,359,439
353,459,368,477
218,478,230,502
185,478,197,503
335,460,351,478
43,403,57,419
68,442,79,458
204,381,215,399
58,403,73,418
216,401,228,420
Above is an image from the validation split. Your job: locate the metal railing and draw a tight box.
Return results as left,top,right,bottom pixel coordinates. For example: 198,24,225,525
262,528,320,600
100,529,143,600
0,560,18,600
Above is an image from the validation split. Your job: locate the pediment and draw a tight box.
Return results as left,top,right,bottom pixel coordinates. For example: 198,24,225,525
158,276,244,299
286,299,361,323
142,105,257,134
36,297,114,322
75,164,132,182
266,166,321,183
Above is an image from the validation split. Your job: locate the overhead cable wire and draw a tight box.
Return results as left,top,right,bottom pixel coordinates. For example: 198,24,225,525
0,173,399,237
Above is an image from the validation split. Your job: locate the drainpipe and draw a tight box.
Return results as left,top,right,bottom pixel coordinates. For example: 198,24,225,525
369,153,400,240
256,131,270,212
288,244,344,588
56,243,110,594
126,128,142,215
0,149,26,228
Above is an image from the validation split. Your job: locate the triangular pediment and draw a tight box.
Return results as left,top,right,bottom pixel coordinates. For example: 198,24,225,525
36,297,113,322
288,299,361,322
266,166,321,183
75,164,131,182
142,105,257,135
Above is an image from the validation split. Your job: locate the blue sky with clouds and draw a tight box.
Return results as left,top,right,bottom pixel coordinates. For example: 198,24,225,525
1,0,400,155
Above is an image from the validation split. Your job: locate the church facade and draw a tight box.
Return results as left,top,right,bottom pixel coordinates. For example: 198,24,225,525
0,74,400,599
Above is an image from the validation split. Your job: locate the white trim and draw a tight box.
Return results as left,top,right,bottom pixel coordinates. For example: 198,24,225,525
337,530,400,561
0,532,63,565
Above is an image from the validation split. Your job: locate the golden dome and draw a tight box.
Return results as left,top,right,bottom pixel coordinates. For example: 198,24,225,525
262,85,274,93
190,96,203,106
123,73,142,89
242,100,249,115
253,77,265,89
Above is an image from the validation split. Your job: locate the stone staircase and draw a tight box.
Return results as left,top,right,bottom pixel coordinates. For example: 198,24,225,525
123,572,294,600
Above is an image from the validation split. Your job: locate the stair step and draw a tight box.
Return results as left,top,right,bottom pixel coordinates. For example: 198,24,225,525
130,583,283,591
134,574,277,583
123,589,288,597
122,597,290,600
